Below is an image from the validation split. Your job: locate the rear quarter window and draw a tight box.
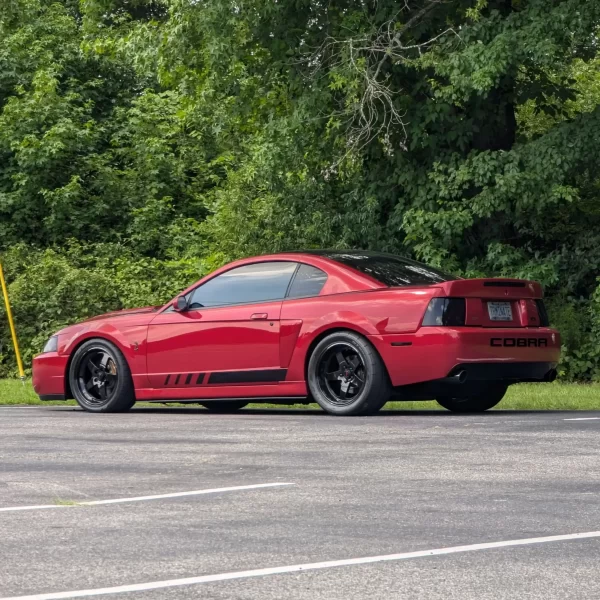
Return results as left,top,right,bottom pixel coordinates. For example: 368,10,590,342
287,264,328,299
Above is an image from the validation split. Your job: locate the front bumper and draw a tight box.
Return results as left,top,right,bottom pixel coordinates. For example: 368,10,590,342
370,326,560,388
32,352,69,400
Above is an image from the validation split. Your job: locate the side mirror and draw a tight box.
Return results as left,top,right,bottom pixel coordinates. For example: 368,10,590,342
173,295,189,312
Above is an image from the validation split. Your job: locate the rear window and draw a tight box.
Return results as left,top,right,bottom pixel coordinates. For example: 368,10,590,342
320,252,456,287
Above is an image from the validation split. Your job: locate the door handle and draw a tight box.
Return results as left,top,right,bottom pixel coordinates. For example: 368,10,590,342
251,313,268,320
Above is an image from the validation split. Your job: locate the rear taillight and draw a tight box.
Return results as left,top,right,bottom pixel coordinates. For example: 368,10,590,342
535,300,550,326
422,298,466,326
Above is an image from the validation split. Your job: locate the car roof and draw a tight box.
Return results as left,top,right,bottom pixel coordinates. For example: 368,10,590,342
170,251,385,305
285,249,433,266
162,250,458,311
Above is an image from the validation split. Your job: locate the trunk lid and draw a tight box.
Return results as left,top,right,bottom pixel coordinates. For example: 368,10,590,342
437,279,545,328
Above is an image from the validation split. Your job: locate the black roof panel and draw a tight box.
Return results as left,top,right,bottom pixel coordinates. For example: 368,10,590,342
288,250,456,287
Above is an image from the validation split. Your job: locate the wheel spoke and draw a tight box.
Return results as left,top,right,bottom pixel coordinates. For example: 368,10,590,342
99,352,110,370
85,379,95,391
86,359,98,374
335,351,346,367
98,385,107,400
348,356,361,369
339,382,349,399
353,371,365,384
325,370,342,381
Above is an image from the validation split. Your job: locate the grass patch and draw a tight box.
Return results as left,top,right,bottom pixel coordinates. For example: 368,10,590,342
384,382,600,411
53,498,81,506
1,379,599,411
0,379,76,406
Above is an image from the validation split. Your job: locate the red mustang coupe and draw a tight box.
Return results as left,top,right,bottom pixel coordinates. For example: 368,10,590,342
33,251,560,415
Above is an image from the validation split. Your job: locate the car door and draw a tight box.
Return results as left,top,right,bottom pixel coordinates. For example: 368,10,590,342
146,261,298,389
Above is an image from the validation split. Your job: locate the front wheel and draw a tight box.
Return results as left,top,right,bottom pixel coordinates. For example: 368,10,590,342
436,385,508,413
200,401,249,413
69,339,136,413
307,331,390,416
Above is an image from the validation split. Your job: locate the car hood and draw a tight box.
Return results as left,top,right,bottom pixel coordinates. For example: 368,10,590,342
51,305,163,344
81,305,162,322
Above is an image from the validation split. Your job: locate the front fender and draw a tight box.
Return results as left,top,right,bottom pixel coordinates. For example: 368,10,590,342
59,322,149,387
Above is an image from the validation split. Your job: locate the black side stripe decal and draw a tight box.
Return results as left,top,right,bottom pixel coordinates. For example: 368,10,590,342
164,371,278,386
208,369,287,385
164,373,206,386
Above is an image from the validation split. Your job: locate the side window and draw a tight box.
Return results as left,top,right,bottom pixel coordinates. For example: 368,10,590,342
287,264,328,299
188,262,297,309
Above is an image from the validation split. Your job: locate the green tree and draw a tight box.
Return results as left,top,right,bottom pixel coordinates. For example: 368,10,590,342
1,0,600,379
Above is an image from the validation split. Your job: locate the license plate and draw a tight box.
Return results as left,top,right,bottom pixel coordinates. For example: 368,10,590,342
488,301,513,321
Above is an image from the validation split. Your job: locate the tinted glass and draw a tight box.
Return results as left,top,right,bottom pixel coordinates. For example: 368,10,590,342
287,264,328,299
188,262,297,309
313,251,456,286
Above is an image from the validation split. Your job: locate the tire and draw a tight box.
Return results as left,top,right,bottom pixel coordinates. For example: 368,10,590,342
200,401,249,413
436,384,508,413
307,331,390,416
69,339,136,413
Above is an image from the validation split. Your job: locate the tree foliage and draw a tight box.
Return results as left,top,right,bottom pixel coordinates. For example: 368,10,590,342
1,0,600,379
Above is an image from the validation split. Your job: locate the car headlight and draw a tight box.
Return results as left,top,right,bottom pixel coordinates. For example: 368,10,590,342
42,336,58,353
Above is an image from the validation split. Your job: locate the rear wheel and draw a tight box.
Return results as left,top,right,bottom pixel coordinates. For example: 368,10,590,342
69,339,135,413
307,331,390,416
200,401,249,413
436,385,508,413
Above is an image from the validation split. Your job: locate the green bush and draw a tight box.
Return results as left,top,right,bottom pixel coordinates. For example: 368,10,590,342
2,242,599,382
548,284,600,382
0,242,207,377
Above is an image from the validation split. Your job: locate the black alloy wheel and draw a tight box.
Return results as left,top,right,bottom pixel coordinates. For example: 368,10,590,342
77,347,118,407
307,331,390,416
69,340,135,413
317,343,367,406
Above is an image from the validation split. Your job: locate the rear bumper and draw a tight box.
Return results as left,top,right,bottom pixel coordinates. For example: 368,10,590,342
370,326,560,387
446,362,556,382
391,361,557,401
32,353,69,399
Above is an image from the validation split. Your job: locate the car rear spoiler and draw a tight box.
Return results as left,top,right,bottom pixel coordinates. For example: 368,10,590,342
435,279,543,299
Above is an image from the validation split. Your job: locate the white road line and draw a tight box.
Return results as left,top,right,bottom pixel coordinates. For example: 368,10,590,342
0,483,294,513
2,530,600,600
563,417,600,421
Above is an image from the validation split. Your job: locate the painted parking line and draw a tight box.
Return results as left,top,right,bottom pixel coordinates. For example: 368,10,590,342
563,417,600,421
3,530,600,600
0,483,294,513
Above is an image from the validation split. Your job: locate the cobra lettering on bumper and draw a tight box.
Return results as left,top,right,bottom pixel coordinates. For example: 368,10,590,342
490,338,548,348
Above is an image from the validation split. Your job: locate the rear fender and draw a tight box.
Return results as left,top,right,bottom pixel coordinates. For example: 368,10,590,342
285,311,379,381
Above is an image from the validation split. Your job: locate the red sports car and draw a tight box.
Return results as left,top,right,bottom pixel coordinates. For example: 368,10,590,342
33,251,560,415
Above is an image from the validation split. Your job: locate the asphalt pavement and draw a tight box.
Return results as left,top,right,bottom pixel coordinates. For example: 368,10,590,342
1,405,600,599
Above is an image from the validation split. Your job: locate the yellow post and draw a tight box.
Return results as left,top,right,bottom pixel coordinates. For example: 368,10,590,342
0,262,25,382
